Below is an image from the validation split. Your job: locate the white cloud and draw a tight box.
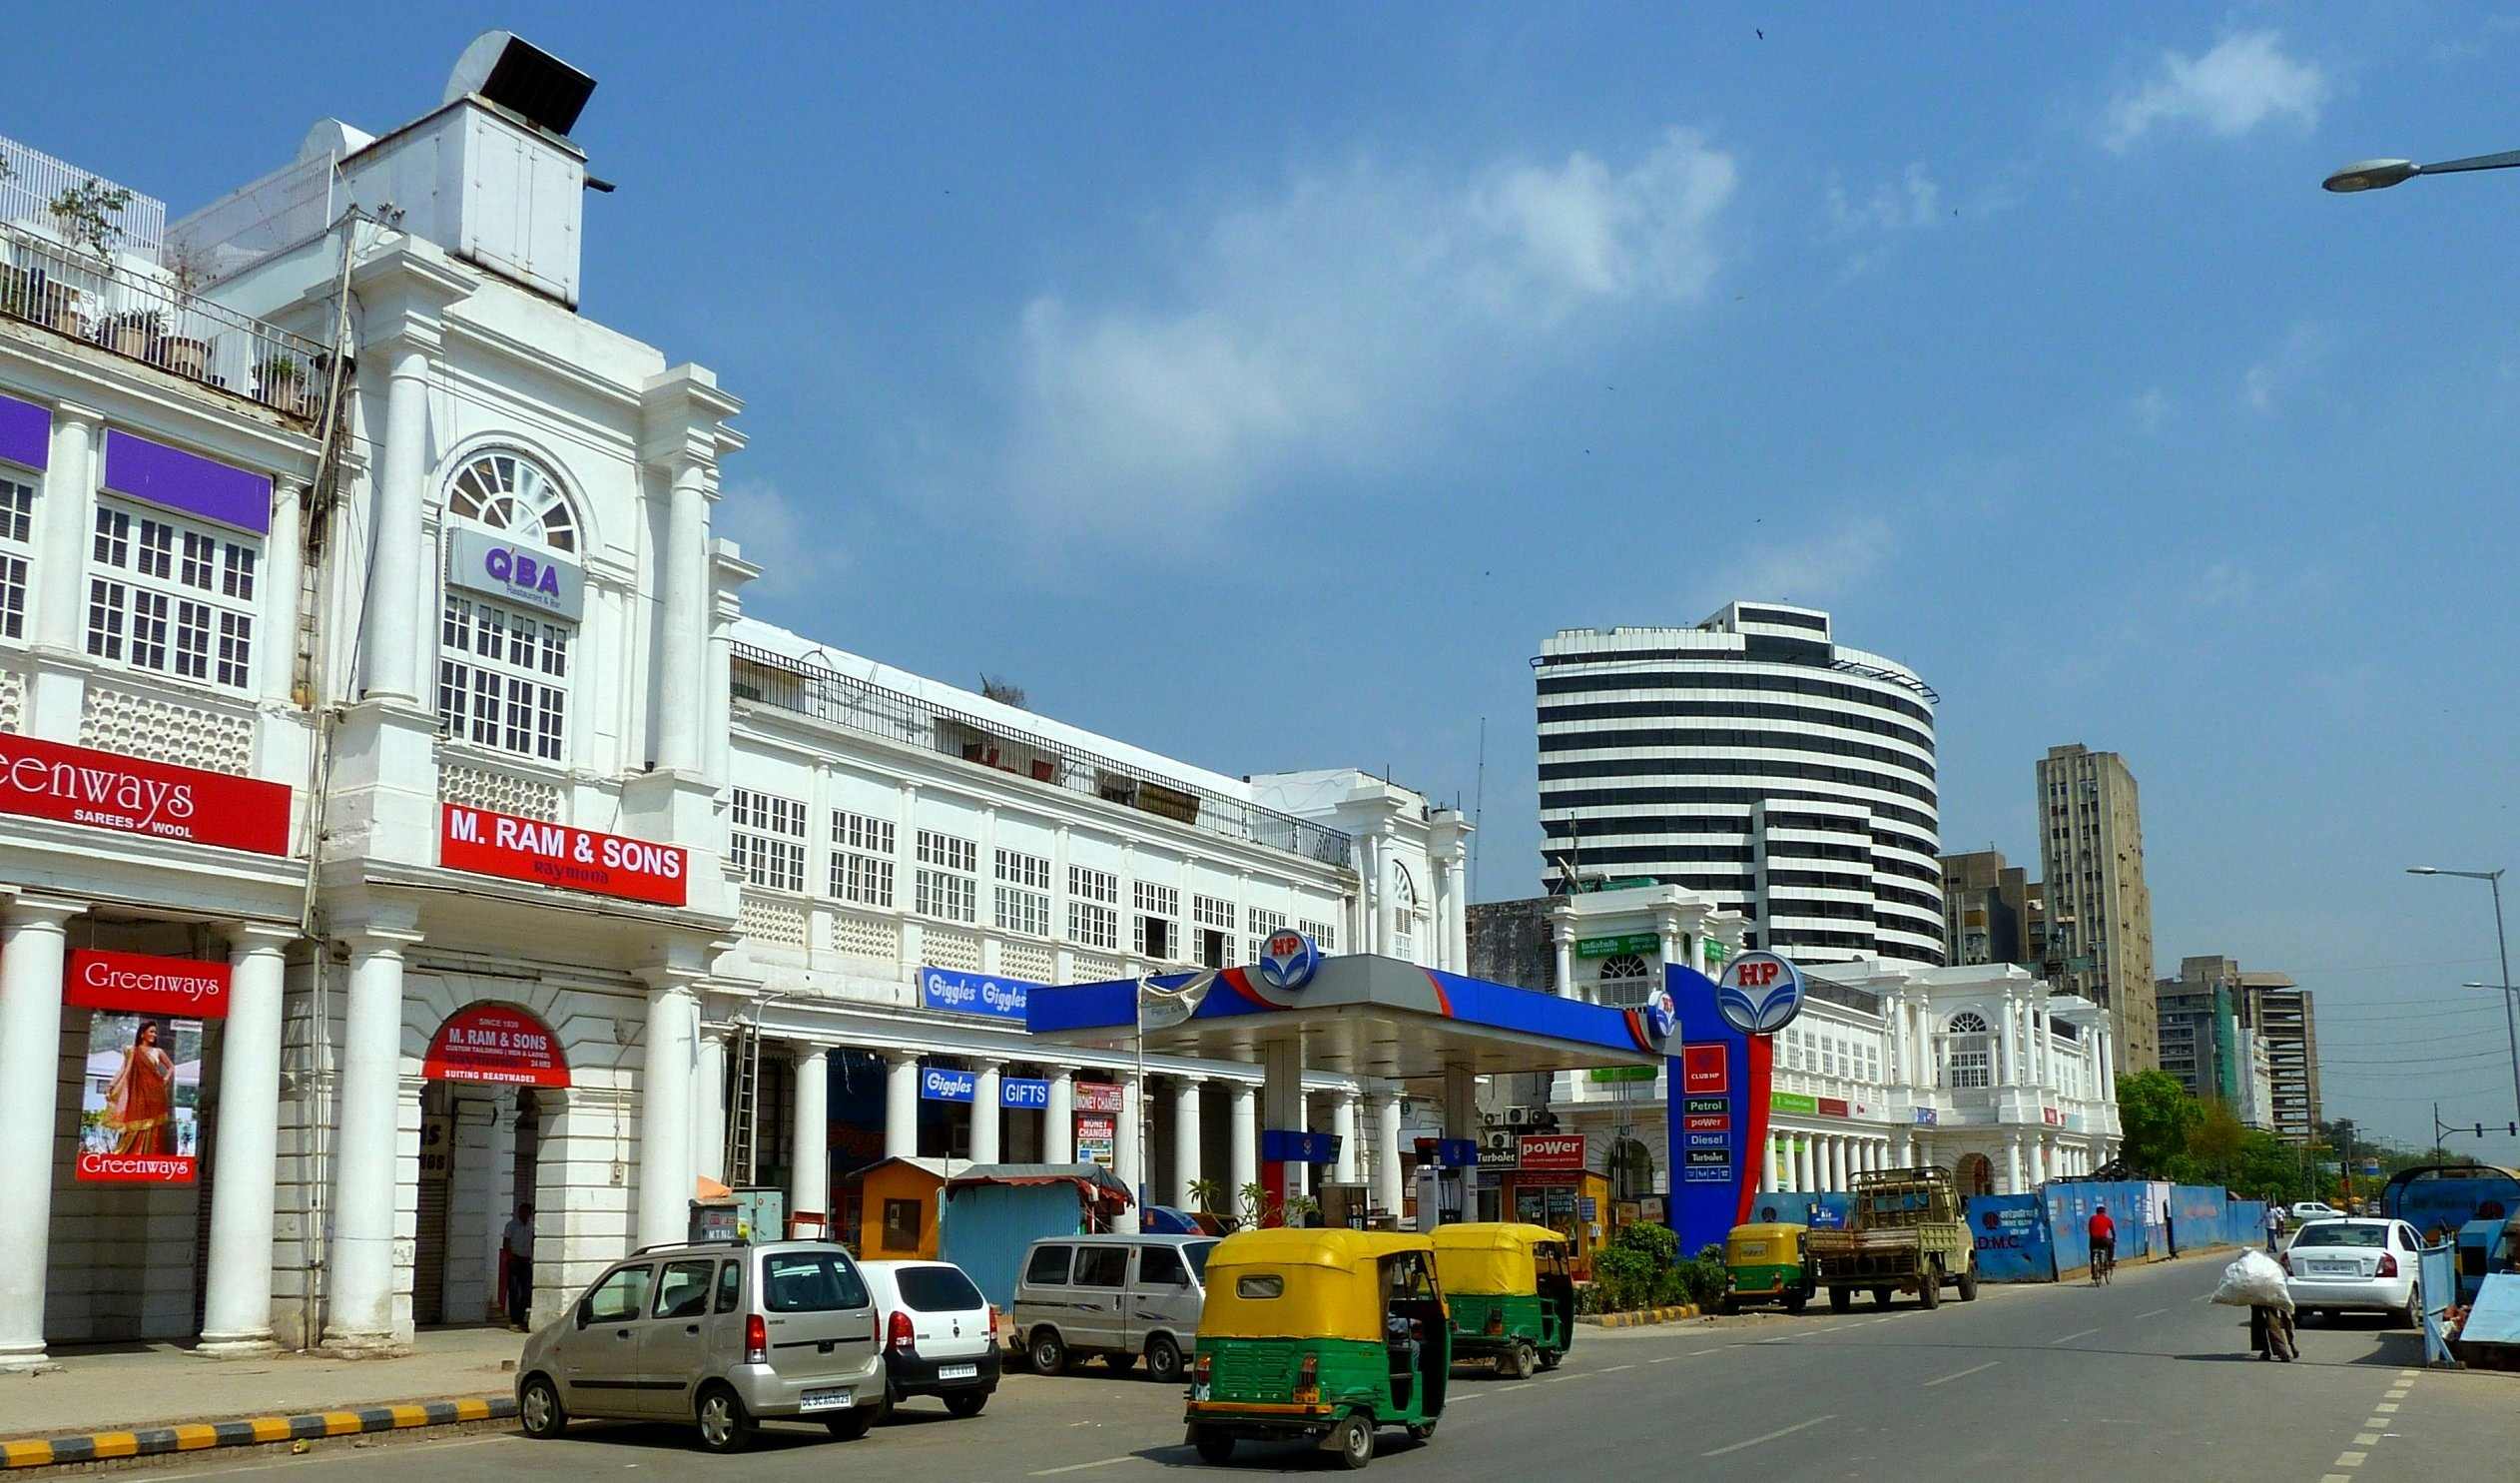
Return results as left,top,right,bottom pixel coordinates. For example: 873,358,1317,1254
2132,387,2171,434
1721,517,1894,608
2241,323,2332,414
715,478,850,600
989,130,1737,553
2102,31,2330,152
1827,163,1942,237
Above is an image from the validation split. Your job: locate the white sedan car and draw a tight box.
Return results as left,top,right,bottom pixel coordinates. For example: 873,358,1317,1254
2288,1200,2341,1222
2283,1218,2424,1326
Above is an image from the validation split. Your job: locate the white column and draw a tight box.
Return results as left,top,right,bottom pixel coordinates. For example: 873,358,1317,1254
792,1046,831,1229
1044,1070,1075,1162
258,479,306,709
201,926,296,1354
2005,1133,2025,1194
1229,1083,1260,1209
1171,1076,1203,1207
1552,924,1575,1000
30,407,96,654
638,982,699,1251
360,341,431,701
1373,1091,1404,1217
654,456,710,773
1792,1136,1812,1192
0,897,81,1367
1114,1072,1143,1233
972,1061,1003,1165
695,1028,727,1184
885,1052,920,1159
1757,1133,1777,1193
326,929,420,1349
1358,835,1383,956
2030,1136,2049,1187
1330,1093,1361,1185
1828,1136,1847,1192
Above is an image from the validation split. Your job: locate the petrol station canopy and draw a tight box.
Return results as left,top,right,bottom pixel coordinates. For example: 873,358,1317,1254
1023,956,1666,1082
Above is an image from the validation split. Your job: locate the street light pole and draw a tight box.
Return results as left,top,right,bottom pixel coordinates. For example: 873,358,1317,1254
2407,867,2520,1134
2324,147,2520,192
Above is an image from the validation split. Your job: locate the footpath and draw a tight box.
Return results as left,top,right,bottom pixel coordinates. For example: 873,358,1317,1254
0,1329,521,1471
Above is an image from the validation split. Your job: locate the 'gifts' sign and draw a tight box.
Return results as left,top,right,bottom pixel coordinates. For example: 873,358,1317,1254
440,804,689,906
0,734,290,855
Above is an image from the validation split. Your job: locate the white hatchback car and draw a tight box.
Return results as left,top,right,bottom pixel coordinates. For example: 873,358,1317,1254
2289,1200,2342,1222
857,1260,1000,1418
2283,1218,2424,1326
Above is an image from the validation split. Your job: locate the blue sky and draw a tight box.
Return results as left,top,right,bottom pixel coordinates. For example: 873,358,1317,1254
21,3,2520,1156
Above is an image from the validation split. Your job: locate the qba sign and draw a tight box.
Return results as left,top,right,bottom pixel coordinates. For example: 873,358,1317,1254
446,526,585,621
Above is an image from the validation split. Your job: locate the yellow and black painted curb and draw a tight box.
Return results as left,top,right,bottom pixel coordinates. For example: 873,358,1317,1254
1583,1303,1701,1328
1,1394,513,1470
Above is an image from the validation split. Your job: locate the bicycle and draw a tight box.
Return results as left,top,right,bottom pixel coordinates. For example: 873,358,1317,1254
2090,1242,2116,1285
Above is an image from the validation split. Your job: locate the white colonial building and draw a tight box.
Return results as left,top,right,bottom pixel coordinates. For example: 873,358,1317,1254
1533,886,2122,1202
0,36,1466,1367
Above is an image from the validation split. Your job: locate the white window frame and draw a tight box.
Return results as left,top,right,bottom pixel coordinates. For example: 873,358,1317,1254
730,788,808,893
1133,881,1181,960
831,810,896,908
0,469,32,641
438,594,568,762
87,497,260,693
917,829,979,923
1300,917,1339,953
995,848,1052,937
1247,907,1288,965
1069,865,1119,951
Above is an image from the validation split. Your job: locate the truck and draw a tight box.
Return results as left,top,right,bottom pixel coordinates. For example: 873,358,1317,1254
1805,1166,1977,1312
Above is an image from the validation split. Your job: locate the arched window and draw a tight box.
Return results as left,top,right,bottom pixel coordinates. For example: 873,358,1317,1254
1388,863,1421,962
446,450,577,551
437,449,578,763
1943,1012,1992,1090
1595,952,1652,1009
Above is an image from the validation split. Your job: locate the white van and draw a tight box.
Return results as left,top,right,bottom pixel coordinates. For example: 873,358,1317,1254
1011,1233,1217,1385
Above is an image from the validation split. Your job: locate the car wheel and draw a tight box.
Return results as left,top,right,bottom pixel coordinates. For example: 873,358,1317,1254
1917,1266,1941,1310
1330,1414,1375,1470
1536,1348,1562,1371
1105,1351,1138,1373
1828,1286,1853,1313
517,1375,567,1440
1958,1265,1979,1302
1407,1423,1437,1441
1029,1329,1068,1374
694,1384,755,1455
2400,1288,2423,1330
945,1390,988,1419
1147,1334,1184,1386
1193,1426,1235,1464
825,1405,877,1441
1509,1339,1537,1379
1872,1286,1894,1307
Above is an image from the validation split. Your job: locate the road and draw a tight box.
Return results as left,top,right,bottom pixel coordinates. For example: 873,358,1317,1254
129,1253,2517,1483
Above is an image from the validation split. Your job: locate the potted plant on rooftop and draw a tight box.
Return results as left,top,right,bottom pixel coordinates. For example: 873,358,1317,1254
256,353,313,415
99,308,166,362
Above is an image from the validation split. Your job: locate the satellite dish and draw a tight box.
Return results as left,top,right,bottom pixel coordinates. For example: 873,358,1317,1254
446,31,596,137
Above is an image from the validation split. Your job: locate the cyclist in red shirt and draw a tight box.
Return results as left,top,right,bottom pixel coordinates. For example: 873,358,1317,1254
2088,1206,2118,1281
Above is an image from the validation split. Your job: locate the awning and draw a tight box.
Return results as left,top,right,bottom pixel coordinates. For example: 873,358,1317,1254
944,1160,1135,1206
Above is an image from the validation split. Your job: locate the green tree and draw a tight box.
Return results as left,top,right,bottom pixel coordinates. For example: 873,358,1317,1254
2229,1131,2304,1204
2188,1100,2248,1181
2116,1070,2203,1177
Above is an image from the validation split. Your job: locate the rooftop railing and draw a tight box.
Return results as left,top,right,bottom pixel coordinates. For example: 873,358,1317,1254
0,222,329,419
733,643,1353,868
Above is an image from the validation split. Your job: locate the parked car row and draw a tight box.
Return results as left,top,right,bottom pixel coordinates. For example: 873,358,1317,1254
515,1240,1001,1454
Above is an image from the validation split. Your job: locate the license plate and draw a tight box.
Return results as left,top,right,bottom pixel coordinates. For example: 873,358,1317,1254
939,1363,978,1381
798,1388,854,1413
2308,1261,2356,1276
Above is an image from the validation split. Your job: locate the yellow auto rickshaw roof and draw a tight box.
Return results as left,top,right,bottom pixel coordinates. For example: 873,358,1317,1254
1729,1222,1808,1241
1200,1228,1437,1342
1429,1222,1567,1253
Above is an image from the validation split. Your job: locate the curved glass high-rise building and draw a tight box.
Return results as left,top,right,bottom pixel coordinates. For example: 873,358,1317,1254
1536,602,1944,966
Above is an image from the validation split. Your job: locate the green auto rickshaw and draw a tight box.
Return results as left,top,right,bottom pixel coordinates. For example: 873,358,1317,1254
1429,1222,1575,1377
1722,1222,1813,1313
1185,1228,1450,1470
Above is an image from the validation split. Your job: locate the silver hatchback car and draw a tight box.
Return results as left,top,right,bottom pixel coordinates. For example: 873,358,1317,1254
517,1240,888,1453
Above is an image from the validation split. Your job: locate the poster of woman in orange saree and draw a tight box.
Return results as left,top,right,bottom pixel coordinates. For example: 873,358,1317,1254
101,1018,176,1155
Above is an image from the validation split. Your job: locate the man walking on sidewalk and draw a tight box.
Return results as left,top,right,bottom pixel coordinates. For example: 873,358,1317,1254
502,1203,536,1330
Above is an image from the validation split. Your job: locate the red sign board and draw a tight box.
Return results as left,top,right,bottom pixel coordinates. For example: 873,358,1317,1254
422,1004,571,1088
1817,1097,1850,1118
2042,1107,2063,1127
1682,1112,1728,1132
65,950,231,1019
79,1150,195,1182
0,733,290,855
439,804,688,906
1073,1082,1126,1112
1681,1044,1729,1095
1518,1133,1585,1171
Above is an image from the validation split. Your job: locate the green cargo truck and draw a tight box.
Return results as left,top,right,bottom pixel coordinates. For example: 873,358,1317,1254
1806,1167,1977,1312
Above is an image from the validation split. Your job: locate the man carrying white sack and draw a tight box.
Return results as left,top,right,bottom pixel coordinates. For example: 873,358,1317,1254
2211,1248,2296,1362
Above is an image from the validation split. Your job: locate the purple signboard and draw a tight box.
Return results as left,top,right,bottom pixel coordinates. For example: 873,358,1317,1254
101,430,270,535
0,393,49,472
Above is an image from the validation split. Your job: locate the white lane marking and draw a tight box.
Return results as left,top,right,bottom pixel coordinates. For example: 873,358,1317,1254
1497,1382,1535,1392
2363,1418,2389,1431
2354,1434,2380,1446
2321,1475,2354,1483
2050,1327,2103,1345
1688,1347,1724,1355
1922,1361,2002,1388
2135,1307,2169,1319
2398,1368,2420,1378
2384,1388,2409,1399
1649,1355,1681,1363
1701,1414,1837,1457
1756,1336,1790,1344
2336,1451,2368,1467
2374,1402,2400,1413
1031,1458,1133,1476
1600,1364,1636,1372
